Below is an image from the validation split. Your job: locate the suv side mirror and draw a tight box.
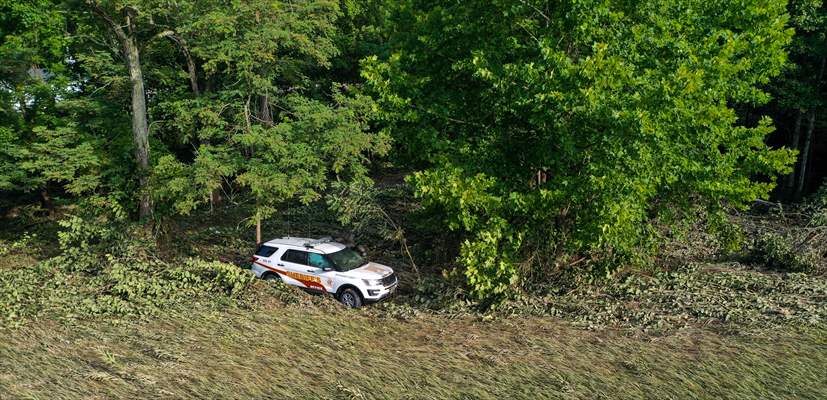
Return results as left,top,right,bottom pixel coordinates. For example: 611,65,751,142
322,267,334,272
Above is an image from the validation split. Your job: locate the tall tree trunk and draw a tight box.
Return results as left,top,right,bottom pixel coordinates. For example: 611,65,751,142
795,56,826,200
796,110,817,200
259,95,272,127
256,216,262,245
90,4,152,219
784,111,803,198
256,96,272,244
124,35,152,218
179,40,199,97
40,189,53,210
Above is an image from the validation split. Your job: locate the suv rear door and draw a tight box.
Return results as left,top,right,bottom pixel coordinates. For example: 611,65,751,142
253,245,279,266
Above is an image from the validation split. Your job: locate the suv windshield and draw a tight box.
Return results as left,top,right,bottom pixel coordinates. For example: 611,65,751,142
327,248,366,271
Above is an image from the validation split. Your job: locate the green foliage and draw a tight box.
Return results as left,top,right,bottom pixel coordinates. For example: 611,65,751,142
367,0,797,301
806,180,827,226
0,0,67,79
1,0,823,316
140,0,391,224
770,0,826,112
152,148,234,215
410,168,526,300
17,126,101,194
235,91,390,222
2,0,390,220
328,0,391,83
751,233,819,273
0,208,257,327
327,178,389,236
327,178,419,277
398,254,827,332
0,233,36,257
532,265,827,330
0,111,102,197
498,263,827,332
0,1,102,198
406,270,472,313
55,209,254,303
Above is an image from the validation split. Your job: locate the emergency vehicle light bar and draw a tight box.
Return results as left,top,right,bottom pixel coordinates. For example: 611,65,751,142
304,236,333,248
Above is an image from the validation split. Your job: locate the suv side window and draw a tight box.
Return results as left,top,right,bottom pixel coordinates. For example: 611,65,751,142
255,245,278,257
308,253,334,270
281,249,308,265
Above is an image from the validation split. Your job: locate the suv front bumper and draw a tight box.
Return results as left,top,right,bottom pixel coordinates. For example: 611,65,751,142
364,283,397,302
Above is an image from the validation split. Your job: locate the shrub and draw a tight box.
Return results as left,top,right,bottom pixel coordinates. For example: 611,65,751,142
0,233,36,257
410,270,473,313
751,233,819,273
0,266,41,327
495,263,827,333
0,209,257,327
806,181,827,227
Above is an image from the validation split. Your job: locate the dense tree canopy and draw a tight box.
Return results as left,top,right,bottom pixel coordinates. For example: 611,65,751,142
365,0,797,299
0,1,103,206
1,0,388,237
770,0,826,200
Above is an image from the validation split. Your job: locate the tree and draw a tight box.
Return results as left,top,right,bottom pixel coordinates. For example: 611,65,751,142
0,1,101,205
771,0,826,200
84,0,155,218
148,0,390,243
365,0,796,301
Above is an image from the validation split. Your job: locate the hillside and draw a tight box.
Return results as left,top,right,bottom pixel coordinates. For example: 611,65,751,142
2,304,825,399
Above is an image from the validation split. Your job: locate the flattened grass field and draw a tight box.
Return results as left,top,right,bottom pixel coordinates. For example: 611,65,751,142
2,307,826,399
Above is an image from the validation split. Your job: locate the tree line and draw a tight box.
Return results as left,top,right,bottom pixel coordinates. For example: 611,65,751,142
1,0,825,300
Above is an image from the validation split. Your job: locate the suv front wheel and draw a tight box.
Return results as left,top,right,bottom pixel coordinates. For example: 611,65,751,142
338,287,363,308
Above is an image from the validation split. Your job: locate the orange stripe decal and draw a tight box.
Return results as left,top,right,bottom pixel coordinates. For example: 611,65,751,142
254,260,327,292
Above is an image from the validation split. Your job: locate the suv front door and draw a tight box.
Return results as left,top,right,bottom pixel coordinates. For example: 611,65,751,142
306,252,338,293
279,249,327,292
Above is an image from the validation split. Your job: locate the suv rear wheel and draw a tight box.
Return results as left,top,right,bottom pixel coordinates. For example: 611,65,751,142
338,287,363,308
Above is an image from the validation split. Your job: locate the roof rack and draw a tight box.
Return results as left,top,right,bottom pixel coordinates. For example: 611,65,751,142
303,236,333,248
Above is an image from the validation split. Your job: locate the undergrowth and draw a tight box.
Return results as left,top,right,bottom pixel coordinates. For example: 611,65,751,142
0,211,261,328
395,262,827,334
3,190,826,335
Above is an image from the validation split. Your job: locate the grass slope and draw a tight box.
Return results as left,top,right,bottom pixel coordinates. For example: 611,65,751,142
1,305,825,399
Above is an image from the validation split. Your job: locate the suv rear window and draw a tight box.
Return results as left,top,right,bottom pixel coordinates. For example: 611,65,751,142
255,245,278,257
281,249,308,265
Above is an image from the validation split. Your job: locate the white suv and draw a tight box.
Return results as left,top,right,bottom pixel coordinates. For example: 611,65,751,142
250,236,398,307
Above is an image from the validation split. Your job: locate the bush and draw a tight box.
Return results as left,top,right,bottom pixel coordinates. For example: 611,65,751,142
806,181,827,227
0,209,257,327
495,263,827,333
409,270,473,312
0,233,36,257
751,233,819,273
0,265,41,327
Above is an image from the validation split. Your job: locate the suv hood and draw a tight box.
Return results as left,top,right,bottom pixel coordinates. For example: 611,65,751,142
344,262,393,279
